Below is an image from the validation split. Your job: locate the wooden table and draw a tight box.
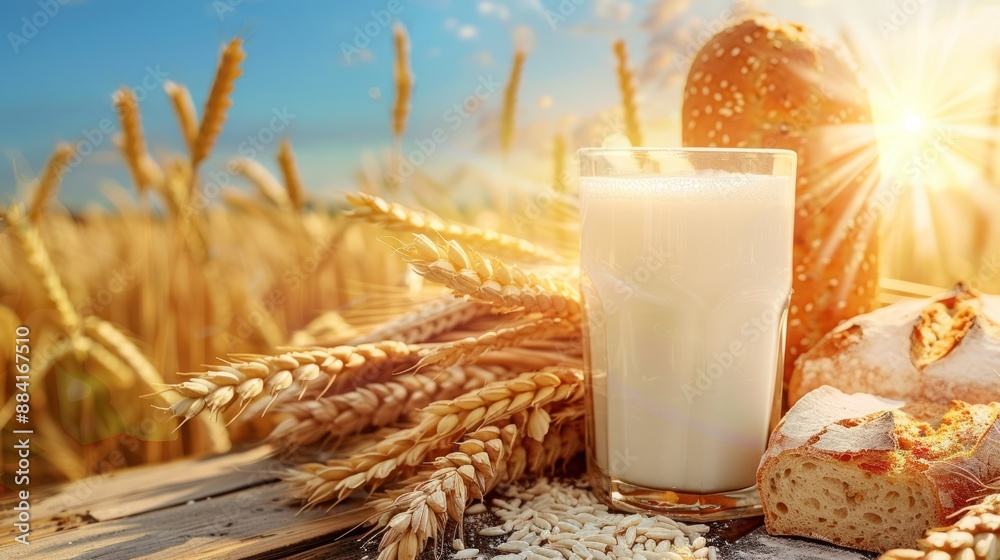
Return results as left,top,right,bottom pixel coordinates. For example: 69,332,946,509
0,447,877,559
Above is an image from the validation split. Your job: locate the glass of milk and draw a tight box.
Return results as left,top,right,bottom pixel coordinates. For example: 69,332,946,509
579,147,796,521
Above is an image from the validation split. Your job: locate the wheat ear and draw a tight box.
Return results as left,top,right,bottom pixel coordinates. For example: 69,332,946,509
277,138,305,209
230,157,291,209
347,192,565,262
113,87,163,192
613,39,643,147
395,234,581,319
192,38,245,170
162,342,418,425
500,50,526,155
3,205,83,342
372,410,584,560
881,494,1000,559
163,80,199,154
286,366,584,505
268,364,506,452
417,317,578,369
28,143,74,223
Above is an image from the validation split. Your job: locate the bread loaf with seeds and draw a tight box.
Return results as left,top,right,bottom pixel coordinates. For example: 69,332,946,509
681,16,881,393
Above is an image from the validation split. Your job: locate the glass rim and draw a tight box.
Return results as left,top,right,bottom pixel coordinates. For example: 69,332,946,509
577,146,797,157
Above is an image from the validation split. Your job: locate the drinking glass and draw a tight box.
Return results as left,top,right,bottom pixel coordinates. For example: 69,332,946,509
579,147,797,521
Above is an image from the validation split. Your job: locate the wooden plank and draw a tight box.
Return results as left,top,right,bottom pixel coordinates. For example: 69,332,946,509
9,482,371,560
0,446,279,542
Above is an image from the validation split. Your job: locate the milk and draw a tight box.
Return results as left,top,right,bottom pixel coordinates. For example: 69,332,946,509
581,171,794,494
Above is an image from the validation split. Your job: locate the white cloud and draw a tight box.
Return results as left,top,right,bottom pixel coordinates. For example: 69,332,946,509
595,0,633,24
458,25,479,39
478,1,511,21
444,18,458,30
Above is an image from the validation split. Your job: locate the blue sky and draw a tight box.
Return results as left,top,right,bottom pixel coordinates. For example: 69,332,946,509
0,0,943,207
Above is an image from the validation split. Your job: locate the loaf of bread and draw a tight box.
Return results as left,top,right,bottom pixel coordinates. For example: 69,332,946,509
882,493,1000,559
758,386,1000,552
681,16,881,389
788,283,1000,406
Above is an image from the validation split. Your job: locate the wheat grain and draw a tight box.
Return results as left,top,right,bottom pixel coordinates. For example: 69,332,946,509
394,234,581,318
347,192,565,262
113,87,163,192
613,39,643,147
277,138,305,209
230,157,291,209
480,478,713,560
28,143,74,223
882,494,1000,560
286,367,584,505
501,50,526,155
417,317,578,369
372,412,585,560
268,364,507,451
163,80,199,154
164,341,418,424
192,38,245,169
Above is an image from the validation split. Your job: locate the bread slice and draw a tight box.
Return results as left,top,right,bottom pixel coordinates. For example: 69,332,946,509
788,283,1000,407
758,386,1000,552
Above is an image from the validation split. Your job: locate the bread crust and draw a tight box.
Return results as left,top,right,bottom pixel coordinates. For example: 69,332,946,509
681,16,881,388
758,386,1000,552
789,284,1000,406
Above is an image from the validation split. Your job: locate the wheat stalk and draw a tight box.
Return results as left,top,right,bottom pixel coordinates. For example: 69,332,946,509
268,364,507,452
163,342,418,425
552,134,567,194
28,143,74,223
285,366,584,505
417,317,578,369
882,494,1000,559
192,37,245,170
277,138,305,209
371,410,584,560
391,23,412,140
230,157,291,209
83,316,166,390
113,87,163,192
163,80,199,155
613,39,643,147
351,297,494,345
501,50,526,155
347,192,566,262
394,234,581,319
